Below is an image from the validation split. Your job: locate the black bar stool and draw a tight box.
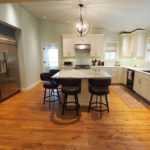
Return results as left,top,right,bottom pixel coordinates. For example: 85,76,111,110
88,78,111,118
60,79,81,116
49,69,60,74
40,72,61,108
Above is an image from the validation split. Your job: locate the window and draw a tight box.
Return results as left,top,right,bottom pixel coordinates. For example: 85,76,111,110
44,44,58,70
146,38,150,61
105,42,117,60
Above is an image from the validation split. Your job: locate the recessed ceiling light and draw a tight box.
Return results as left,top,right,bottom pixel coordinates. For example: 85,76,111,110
141,26,145,29
43,16,46,19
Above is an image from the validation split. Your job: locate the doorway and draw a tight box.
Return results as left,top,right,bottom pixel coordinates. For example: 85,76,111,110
42,44,59,72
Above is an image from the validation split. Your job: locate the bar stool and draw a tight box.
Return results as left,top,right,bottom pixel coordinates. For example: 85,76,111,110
60,79,81,116
40,72,61,108
88,78,111,118
49,69,60,74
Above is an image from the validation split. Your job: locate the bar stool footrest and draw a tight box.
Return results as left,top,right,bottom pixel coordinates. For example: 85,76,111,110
90,102,109,112
64,101,79,111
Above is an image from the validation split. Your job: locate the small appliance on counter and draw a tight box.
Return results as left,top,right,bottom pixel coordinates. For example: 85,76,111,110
115,61,120,66
62,61,73,70
64,61,73,66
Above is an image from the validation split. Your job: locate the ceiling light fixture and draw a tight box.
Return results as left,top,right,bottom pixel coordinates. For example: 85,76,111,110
73,4,90,37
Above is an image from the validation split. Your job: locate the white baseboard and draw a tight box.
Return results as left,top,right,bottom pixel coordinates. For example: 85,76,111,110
21,80,41,91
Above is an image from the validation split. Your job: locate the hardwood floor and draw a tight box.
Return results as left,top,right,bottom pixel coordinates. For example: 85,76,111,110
0,82,150,150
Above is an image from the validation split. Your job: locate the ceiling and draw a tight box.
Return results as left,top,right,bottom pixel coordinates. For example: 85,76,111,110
18,0,150,32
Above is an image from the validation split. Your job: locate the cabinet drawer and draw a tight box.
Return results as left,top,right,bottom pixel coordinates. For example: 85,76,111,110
135,71,150,80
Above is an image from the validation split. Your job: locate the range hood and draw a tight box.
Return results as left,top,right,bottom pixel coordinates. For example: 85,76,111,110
75,44,90,51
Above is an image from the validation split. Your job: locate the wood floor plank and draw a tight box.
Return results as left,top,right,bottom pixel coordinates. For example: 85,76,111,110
0,83,150,150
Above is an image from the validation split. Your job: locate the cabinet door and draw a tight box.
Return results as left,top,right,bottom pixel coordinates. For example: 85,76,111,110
121,34,130,57
63,38,75,57
135,31,146,58
133,75,148,99
90,36,104,57
116,68,123,83
146,80,150,102
129,33,136,57
133,75,140,94
140,78,148,99
123,68,127,85
102,68,117,83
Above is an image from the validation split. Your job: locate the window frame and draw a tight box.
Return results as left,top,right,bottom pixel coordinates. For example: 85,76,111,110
104,41,118,60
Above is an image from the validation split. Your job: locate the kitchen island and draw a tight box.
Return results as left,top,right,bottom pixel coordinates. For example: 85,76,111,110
53,69,112,105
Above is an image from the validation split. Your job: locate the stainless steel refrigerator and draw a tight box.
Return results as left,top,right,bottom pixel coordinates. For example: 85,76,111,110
0,35,20,102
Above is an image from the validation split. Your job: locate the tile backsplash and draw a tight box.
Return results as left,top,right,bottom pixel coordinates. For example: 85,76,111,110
62,54,150,69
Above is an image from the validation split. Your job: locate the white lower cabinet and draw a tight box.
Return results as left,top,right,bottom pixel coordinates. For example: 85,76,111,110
133,73,150,102
102,67,123,84
122,68,127,85
147,80,150,102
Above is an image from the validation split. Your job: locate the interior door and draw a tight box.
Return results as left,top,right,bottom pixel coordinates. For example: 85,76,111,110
42,44,59,72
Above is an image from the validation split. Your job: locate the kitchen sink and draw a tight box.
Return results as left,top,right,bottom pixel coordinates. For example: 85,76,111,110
142,70,150,73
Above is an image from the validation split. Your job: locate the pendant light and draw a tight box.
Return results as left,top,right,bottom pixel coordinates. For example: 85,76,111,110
73,4,90,37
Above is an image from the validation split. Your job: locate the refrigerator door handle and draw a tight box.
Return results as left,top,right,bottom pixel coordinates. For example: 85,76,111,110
3,50,8,61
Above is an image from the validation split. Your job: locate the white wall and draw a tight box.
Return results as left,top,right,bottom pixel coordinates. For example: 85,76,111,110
0,3,42,89
40,21,120,67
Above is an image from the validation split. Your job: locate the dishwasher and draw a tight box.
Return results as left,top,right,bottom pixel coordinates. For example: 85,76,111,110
126,69,135,90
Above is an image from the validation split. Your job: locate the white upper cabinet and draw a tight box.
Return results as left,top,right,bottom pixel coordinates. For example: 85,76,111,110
120,34,130,57
89,35,104,57
135,30,146,57
121,30,146,58
62,35,75,57
129,32,136,57
62,34,104,57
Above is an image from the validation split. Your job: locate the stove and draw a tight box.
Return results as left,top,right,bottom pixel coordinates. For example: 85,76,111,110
74,65,90,69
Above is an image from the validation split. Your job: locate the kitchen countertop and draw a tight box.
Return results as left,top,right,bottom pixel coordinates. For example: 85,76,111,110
91,66,150,74
52,69,112,79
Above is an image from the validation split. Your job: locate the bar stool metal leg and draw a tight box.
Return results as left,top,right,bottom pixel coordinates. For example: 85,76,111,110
88,94,93,112
43,88,46,104
105,95,109,112
100,96,102,119
62,94,67,115
96,96,98,107
57,88,61,104
49,89,51,108
75,94,79,116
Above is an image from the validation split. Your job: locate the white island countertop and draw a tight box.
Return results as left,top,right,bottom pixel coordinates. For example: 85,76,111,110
52,69,112,79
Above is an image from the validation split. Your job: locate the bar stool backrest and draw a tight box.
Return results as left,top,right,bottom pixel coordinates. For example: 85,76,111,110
49,69,60,75
60,79,81,87
89,78,111,87
40,72,53,81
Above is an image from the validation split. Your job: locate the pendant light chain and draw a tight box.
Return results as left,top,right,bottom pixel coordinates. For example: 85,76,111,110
74,3,90,37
